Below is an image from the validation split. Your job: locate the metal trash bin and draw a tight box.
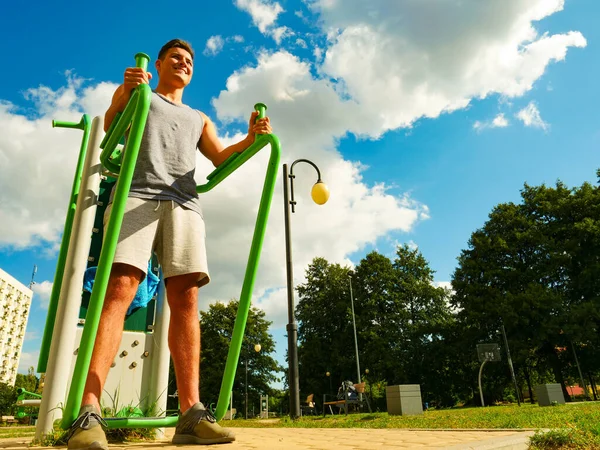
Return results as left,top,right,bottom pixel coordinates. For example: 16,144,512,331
386,385,423,416
534,383,565,406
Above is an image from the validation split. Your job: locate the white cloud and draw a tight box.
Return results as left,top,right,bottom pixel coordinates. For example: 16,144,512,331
209,50,428,324
31,280,53,310
0,75,117,249
295,39,308,49
516,101,549,131
234,0,288,43
271,26,294,45
204,35,247,56
235,0,283,32
309,0,585,136
433,281,452,291
18,350,40,373
24,331,40,342
474,113,509,131
204,35,225,56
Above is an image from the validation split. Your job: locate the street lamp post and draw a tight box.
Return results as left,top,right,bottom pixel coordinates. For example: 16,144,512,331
245,343,261,420
349,277,362,400
326,371,332,394
284,159,329,419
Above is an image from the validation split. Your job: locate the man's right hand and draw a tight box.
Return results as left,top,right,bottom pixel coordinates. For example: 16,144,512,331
118,68,153,108
104,68,152,132
124,67,152,91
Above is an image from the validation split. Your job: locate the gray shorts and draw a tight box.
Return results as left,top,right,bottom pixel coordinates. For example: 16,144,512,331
103,197,210,286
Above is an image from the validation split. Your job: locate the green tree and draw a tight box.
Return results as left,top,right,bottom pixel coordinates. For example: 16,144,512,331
452,178,600,402
353,251,402,385
197,300,283,416
296,258,355,399
297,249,455,408
0,383,16,416
15,367,39,393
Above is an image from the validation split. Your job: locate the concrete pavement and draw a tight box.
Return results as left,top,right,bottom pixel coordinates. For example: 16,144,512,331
0,428,536,449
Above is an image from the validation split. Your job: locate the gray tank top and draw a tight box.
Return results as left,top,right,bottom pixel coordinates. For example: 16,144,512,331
113,91,205,216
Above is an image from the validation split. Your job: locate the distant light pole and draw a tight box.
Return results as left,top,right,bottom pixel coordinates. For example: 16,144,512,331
326,371,332,394
245,343,261,420
499,319,520,406
349,277,362,399
284,159,330,418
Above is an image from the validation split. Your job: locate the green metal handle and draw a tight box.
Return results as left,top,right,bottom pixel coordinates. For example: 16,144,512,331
200,103,270,191
38,114,91,374
135,52,150,71
99,52,150,175
16,388,42,399
254,103,267,141
254,103,267,120
52,116,88,130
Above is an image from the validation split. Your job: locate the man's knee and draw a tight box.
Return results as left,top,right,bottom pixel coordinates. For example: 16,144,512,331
105,263,144,303
166,273,200,308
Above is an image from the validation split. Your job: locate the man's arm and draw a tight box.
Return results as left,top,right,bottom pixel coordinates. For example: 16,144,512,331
104,85,127,132
104,68,152,132
199,111,272,167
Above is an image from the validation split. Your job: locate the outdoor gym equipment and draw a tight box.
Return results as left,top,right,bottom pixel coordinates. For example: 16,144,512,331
15,388,42,423
35,52,280,438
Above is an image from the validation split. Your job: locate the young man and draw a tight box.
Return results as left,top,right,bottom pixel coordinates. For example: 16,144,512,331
67,39,272,449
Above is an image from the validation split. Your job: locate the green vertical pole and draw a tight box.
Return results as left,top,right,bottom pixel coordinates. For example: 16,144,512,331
214,133,281,421
37,115,91,373
61,54,151,428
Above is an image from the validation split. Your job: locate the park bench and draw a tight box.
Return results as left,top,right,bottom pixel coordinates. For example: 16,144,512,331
1,415,18,425
322,382,372,415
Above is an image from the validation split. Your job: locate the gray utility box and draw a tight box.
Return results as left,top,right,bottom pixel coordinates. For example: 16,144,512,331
535,383,565,406
386,385,423,416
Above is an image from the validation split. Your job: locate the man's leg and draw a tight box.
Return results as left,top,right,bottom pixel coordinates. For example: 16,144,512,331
166,272,235,445
81,263,144,410
68,263,143,450
165,272,201,414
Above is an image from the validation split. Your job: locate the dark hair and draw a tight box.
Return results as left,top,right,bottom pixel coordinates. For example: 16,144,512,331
158,39,195,61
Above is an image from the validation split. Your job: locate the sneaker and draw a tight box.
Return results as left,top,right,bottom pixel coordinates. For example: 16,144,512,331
67,405,108,450
172,402,236,445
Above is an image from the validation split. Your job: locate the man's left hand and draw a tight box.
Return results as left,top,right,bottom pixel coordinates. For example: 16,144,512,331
247,111,272,141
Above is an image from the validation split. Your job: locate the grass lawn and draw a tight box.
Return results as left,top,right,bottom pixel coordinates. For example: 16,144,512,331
0,425,35,439
227,402,600,449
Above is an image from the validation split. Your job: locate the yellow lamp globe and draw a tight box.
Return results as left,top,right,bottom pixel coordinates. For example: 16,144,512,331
311,181,330,205
254,344,262,353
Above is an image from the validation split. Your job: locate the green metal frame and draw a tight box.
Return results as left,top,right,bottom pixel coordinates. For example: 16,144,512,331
53,53,280,429
37,115,91,374
15,388,42,420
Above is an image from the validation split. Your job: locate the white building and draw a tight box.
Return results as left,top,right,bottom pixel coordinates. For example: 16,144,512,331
0,268,33,386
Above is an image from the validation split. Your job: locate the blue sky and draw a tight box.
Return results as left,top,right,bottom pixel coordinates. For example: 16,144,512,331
0,0,597,382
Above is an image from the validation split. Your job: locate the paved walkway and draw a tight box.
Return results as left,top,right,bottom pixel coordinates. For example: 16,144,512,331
0,428,535,450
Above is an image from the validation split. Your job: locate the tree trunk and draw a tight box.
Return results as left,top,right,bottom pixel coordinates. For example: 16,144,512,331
589,374,598,401
523,365,535,404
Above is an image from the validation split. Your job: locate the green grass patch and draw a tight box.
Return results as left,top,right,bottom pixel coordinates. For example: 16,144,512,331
228,402,600,430
0,425,35,439
226,402,600,449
